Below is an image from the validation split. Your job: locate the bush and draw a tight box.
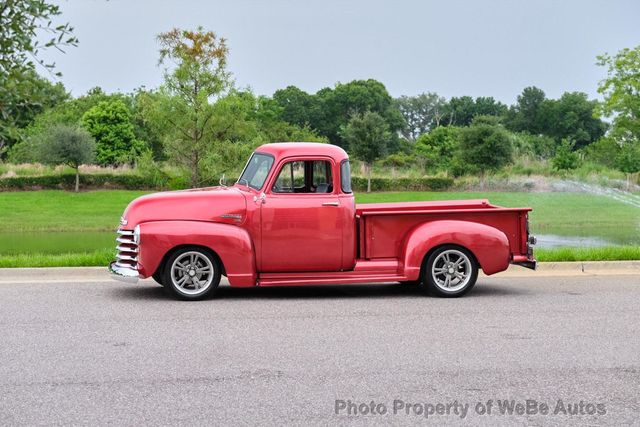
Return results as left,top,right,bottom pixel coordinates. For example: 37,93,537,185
414,126,460,171
457,117,513,173
552,139,580,171
350,176,454,192
585,137,619,168
510,132,556,159
135,151,171,189
0,173,159,191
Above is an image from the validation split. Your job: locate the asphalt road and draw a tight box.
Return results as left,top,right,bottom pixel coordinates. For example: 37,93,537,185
0,275,638,426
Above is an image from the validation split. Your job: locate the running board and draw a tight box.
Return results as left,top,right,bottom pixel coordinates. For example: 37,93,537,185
258,274,408,287
258,259,407,286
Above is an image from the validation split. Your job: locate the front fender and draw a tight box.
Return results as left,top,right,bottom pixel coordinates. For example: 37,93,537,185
402,220,510,280
137,221,256,287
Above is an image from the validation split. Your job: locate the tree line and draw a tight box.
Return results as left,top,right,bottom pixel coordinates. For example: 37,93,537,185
1,2,638,191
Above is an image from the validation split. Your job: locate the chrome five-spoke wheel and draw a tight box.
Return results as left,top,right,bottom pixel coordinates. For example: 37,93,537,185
423,245,478,297
163,247,221,300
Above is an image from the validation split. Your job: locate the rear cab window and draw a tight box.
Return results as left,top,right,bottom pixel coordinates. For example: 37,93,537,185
340,160,352,193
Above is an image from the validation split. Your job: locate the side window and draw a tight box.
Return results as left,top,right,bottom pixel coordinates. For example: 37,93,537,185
273,161,304,193
272,160,334,194
341,160,352,193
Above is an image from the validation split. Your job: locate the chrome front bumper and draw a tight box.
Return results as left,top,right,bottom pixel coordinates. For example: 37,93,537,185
109,261,139,283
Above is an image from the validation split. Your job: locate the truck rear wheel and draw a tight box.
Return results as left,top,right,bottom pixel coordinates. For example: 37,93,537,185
422,245,478,297
162,246,221,300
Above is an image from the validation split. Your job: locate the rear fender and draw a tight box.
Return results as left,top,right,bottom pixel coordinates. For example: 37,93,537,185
401,220,510,279
137,221,256,287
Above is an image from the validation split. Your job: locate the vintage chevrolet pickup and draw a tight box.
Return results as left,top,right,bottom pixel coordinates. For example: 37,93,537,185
109,142,536,299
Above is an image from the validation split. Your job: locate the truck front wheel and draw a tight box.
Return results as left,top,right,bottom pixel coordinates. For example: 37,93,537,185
422,245,478,297
162,247,221,300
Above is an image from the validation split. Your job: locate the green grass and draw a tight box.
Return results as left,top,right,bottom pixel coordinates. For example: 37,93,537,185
0,190,148,232
0,248,113,268
535,246,640,262
0,190,638,266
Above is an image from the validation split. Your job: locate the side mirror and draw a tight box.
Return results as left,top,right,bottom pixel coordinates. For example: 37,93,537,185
219,174,226,186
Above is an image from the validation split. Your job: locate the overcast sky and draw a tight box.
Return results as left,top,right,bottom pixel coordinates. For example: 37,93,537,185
40,0,639,104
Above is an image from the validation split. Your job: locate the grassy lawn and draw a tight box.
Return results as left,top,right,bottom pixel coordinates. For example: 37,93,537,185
0,189,638,267
0,190,148,232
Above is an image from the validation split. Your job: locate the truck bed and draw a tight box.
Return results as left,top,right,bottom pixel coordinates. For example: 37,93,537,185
355,199,531,260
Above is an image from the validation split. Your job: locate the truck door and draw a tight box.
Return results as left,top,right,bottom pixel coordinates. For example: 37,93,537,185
259,158,343,272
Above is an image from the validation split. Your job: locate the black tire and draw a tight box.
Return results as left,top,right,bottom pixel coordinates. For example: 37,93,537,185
421,245,478,298
162,246,221,300
152,270,164,286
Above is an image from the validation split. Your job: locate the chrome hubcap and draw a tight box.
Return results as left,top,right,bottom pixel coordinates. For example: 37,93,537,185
432,249,472,292
170,251,214,295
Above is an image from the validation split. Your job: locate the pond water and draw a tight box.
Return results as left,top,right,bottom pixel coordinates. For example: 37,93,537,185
534,234,614,248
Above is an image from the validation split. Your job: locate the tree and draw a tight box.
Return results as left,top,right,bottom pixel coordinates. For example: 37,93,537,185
340,111,391,192
458,116,513,174
37,125,95,192
552,139,580,171
414,126,460,171
0,0,78,153
272,86,316,127
541,92,607,149
156,27,231,187
505,86,547,134
311,79,404,148
597,45,640,151
395,92,447,141
81,99,147,165
7,87,125,162
441,96,508,126
615,143,640,189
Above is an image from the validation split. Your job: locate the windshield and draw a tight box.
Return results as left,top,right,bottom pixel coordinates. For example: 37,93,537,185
237,152,274,190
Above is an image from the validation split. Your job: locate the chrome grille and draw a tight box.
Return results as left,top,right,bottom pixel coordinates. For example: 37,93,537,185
115,229,138,269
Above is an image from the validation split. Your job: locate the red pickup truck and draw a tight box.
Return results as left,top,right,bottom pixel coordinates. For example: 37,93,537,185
109,142,536,300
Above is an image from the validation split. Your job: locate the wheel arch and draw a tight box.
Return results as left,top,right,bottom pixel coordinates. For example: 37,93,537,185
401,220,510,280
137,220,257,287
154,244,226,280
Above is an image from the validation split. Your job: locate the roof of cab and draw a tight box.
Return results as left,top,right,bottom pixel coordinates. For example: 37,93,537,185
255,142,349,162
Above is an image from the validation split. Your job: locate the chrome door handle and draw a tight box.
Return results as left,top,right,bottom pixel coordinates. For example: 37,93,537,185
322,202,340,207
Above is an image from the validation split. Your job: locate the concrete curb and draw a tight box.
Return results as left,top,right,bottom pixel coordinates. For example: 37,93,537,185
0,261,638,283
483,260,640,277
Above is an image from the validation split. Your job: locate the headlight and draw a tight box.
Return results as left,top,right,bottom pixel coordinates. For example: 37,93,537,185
133,225,141,245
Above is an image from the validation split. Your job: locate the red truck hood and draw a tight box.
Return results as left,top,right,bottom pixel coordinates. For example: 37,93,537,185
122,186,247,228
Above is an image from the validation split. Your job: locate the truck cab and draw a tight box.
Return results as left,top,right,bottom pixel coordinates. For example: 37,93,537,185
110,142,536,300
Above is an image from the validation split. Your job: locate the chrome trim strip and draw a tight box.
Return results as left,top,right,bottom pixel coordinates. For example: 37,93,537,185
109,261,139,284
116,245,138,253
220,214,243,220
115,260,136,268
116,237,135,244
117,229,134,236
116,254,137,262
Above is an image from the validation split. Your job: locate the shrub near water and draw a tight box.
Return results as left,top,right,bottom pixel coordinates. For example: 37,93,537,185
0,174,155,191
351,176,454,192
